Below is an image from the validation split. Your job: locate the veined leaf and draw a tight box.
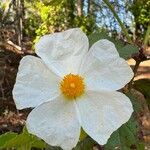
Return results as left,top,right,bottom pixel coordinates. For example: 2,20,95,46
104,92,145,150
0,127,46,149
88,32,138,59
134,79,150,110
0,132,17,148
73,137,96,150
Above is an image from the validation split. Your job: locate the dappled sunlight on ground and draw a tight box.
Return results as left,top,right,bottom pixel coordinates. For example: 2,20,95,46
128,59,150,80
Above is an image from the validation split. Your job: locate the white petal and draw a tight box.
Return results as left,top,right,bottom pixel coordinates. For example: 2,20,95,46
13,56,60,110
80,39,134,91
26,96,80,150
76,90,133,145
35,28,89,77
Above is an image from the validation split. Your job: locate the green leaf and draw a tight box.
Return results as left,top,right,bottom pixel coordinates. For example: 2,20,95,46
0,127,46,149
134,79,150,110
88,32,138,59
73,137,96,150
119,44,139,60
79,128,88,141
44,0,62,6
104,92,145,150
88,32,110,47
46,132,93,150
105,117,144,150
46,145,62,150
126,92,144,113
0,132,17,147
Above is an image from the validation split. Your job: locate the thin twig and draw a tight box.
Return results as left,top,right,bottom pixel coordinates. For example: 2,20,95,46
128,60,141,90
102,0,132,43
128,46,147,89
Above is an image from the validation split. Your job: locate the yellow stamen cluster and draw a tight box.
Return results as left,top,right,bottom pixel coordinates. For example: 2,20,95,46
60,74,85,100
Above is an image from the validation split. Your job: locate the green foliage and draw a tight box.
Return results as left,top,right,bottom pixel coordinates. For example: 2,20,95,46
128,0,150,39
46,0,63,6
79,128,88,141
0,132,17,148
130,0,150,29
118,44,139,60
74,15,96,35
0,127,46,149
104,93,145,150
46,136,96,150
24,13,41,38
32,0,97,42
134,79,150,110
24,0,75,40
73,137,96,150
105,118,144,150
88,32,138,59
34,0,75,41
88,32,110,47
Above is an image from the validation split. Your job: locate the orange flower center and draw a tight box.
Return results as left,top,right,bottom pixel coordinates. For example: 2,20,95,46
60,74,85,100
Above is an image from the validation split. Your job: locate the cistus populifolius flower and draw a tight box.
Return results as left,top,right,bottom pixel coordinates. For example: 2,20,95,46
13,28,134,150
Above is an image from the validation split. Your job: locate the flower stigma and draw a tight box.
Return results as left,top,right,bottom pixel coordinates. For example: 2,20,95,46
60,73,85,100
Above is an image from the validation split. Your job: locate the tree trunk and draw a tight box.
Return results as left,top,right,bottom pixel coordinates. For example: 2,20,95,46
13,0,24,46
87,0,90,14
89,0,94,15
77,0,84,16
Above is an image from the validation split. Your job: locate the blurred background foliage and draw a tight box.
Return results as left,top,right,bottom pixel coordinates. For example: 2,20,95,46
0,0,150,42
0,0,150,150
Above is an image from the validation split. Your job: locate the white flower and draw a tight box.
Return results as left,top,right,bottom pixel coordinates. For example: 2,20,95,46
13,28,134,150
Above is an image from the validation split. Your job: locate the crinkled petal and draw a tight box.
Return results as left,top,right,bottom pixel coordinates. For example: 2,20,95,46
26,96,80,150
13,56,60,109
79,39,133,91
75,90,133,145
35,28,89,77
